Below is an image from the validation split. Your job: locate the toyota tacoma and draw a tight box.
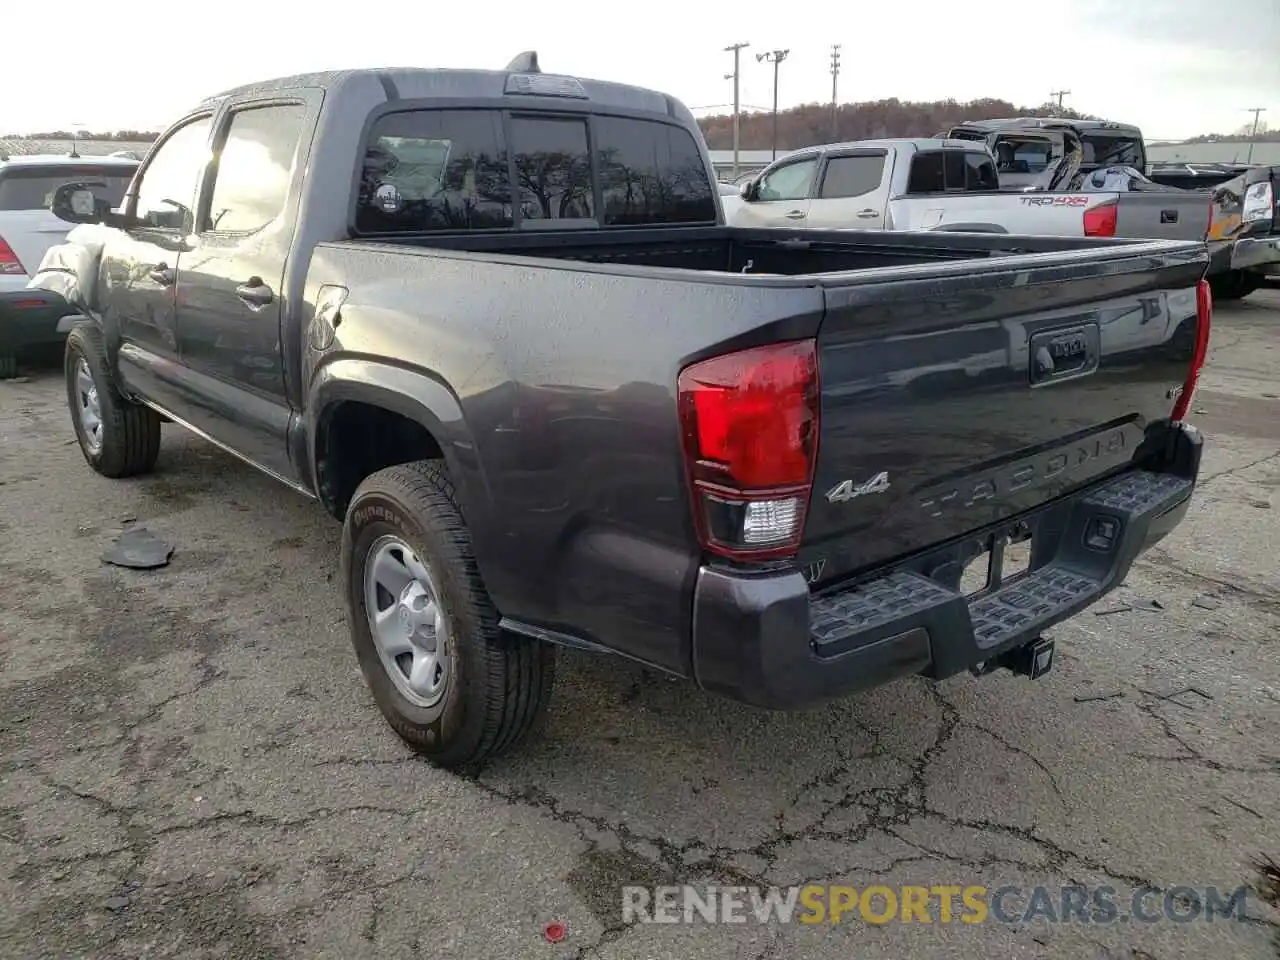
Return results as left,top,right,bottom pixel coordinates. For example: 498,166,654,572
31,54,1211,768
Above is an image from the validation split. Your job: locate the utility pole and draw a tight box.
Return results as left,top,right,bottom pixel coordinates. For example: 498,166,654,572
1244,107,1267,163
1049,89,1071,114
757,49,790,160
829,44,842,140
723,42,750,179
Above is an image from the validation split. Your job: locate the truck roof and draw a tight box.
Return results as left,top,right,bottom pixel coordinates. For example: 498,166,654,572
196,65,687,126
952,117,1143,136
794,137,990,154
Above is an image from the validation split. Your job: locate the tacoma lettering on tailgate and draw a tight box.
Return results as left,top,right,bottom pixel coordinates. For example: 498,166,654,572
917,428,1131,520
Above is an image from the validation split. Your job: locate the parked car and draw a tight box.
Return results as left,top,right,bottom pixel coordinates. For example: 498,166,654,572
728,138,1214,242
33,55,1210,769
0,153,138,377
717,180,745,220
1216,164,1279,296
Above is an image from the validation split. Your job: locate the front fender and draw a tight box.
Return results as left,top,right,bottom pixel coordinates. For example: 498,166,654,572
27,224,113,311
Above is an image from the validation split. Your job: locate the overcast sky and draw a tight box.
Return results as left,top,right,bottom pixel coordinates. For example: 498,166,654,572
4,0,1276,140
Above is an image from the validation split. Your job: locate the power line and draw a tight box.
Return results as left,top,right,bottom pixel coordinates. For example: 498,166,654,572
723,42,750,179
757,49,790,160
1049,89,1071,112
829,45,842,140
688,103,771,113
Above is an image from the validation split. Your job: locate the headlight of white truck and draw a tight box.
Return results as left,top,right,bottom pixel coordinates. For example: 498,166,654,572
1242,181,1275,223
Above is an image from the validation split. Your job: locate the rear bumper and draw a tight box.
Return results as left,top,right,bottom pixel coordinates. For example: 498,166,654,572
1231,235,1280,275
0,288,74,354
691,421,1203,709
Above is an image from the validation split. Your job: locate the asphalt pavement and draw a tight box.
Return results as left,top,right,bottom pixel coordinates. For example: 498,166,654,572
1,292,1278,959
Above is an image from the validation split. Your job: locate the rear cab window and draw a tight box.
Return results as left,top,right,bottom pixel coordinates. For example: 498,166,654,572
906,150,998,193
354,108,716,234
0,164,135,211
1082,135,1144,168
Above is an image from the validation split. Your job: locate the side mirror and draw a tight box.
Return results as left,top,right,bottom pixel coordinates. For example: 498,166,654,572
50,181,114,225
740,180,757,202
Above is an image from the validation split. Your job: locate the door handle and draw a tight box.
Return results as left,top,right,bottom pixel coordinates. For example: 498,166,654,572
784,209,805,220
149,263,174,285
1160,209,1178,223
856,209,879,219
235,277,274,308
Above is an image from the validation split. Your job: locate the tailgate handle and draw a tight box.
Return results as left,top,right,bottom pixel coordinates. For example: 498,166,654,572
1029,323,1100,386
1160,209,1178,223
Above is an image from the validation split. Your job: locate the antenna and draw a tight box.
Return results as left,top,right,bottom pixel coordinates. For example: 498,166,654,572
505,51,541,73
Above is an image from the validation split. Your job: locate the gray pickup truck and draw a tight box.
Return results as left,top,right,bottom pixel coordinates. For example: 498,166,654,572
33,55,1211,769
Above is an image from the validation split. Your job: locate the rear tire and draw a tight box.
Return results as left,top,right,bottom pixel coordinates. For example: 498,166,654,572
64,323,162,478
341,460,555,770
1210,270,1262,302
0,354,17,380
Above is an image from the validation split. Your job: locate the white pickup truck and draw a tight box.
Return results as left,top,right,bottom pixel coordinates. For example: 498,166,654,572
727,138,1213,243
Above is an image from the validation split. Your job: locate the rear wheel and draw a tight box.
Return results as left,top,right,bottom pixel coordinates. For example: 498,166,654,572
64,323,162,477
341,460,555,770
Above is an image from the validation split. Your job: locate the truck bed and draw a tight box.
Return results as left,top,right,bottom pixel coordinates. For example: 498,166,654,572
347,225,1152,277
307,227,1206,671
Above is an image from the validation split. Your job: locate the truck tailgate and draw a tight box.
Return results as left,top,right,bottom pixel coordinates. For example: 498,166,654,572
1114,192,1212,242
800,242,1206,586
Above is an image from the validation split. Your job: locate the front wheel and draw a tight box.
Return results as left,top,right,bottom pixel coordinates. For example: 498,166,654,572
64,323,162,477
340,460,555,770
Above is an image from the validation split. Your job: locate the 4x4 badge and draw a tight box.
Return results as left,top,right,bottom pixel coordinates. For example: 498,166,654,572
826,471,891,504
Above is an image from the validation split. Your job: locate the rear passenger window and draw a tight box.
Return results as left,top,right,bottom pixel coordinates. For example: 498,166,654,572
964,153,998,190
907,152,945,193
356,110,512,234
594,116,716,224
509,116,594,223
819,155,885,199
907,151,997,193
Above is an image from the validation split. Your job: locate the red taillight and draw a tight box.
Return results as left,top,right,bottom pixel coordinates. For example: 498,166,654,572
1083,200,1117,238
0,235,25,276
1171,279,1212,422
677,340,820,560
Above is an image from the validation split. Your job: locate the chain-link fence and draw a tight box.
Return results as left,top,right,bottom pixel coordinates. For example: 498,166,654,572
0,139,154,160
